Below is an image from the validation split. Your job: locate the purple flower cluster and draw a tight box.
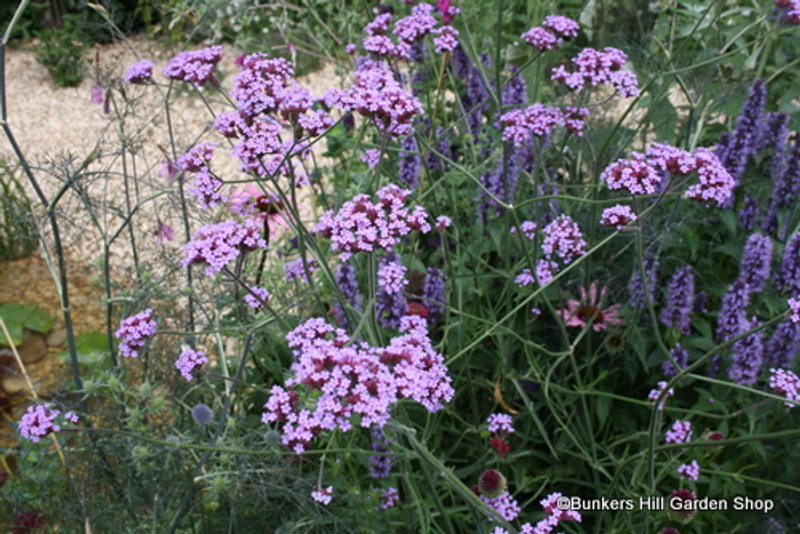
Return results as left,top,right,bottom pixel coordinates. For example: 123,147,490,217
368,428,394,478
398,134,420,188
378,257,408,294
716,278,751,343
183,220,266,276
331,263,362,328
601,143,735,206
531,492,583,533
362,148,382,169
331,62,424,138
221,54,331,183
244,286,270,309
660,266,694,334
175,349,208,381
284,257,318,283
311,486,333,505
663,344,689,377
737,233,772,292
665,420,692,444
769,367,800,406
432,25,459,53
163,45,223,86
647,381,674,411
765,318,800,369
599,204,637,230
715,79,766,180
262,315,454,453
394,4,438,44
521,15,580,51
510,221,538,241
177,142,225,209
421,267,446,322
115,309,157,358
486,413,515,434
541,214,587,264
551,47,639,97
776,230,800,294
480,492,521,521
376,487,399,510
729,318,764,386
629,255,659,307
124,60,154,84
499,104,589,146
18,403,78,443
677,460,700,481
789,298,800,323
314,184,431,260
375,253,408,329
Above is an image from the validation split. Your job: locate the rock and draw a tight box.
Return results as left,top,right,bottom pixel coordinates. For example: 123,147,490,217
46,327,67,347
1,376,28,395
19,329,48,365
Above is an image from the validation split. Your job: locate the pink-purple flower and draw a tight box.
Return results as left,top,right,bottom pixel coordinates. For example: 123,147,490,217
124,60,154,84
183,220,266,276
600,204,637,230
665,420,692,444
115,309,157,358
647,381,674,411
175,349,208,381
789,298,800,323
163,45,223,86
311,486,333,505
314,184,431,260
486,413,515,434
244,286,270,309
769,367,800,407
677,460,700,481
18,403,78,443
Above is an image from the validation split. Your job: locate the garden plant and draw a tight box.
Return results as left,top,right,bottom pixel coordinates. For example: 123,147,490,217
2,0,800,532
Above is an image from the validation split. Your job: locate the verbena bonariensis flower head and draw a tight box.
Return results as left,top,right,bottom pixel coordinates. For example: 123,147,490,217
551,46,639,97
175,349,208,381
183,220,266,276
313,184,431,260
665,420,692,444
541,214,586,263
660,266,694,334
684,147,736,206
600,152,661,195
177,142,225,209
538,492,583,528
737,233,773,293
728,318,764,385
480,491,521,521
600,204,637,230
677,460,700,481
18,403,78,443
521,15,579,51
262,315,453,453
499,104,574,146
486,413,515,434
393,3,438,43
311,486,333,505
115,309,157,358
124,60,154,84
432,25,459,53
647,381,674,411
556,282,623,332
769,367,800,407
163,45,223,86
333,62,424,138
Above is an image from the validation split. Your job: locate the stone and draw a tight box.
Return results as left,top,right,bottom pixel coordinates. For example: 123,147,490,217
18,329,48,365
46,327,67,347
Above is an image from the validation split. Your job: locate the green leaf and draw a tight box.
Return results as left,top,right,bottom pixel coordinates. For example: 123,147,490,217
0,302,52,346
57,331,109,366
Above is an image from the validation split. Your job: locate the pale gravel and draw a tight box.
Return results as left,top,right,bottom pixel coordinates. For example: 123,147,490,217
1,36,344,274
